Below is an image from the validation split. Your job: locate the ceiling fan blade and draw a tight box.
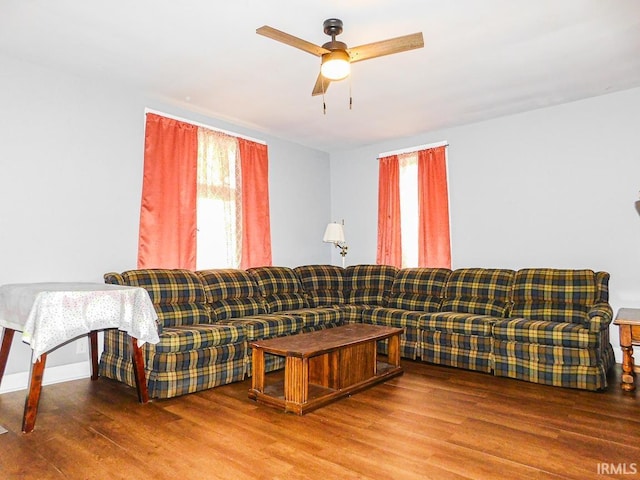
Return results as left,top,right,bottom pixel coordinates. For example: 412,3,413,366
348,32,424,63
257,25,330,57
312,73,331,96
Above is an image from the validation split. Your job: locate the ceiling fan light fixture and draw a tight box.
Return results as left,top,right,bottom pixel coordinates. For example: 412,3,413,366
321,50,350,81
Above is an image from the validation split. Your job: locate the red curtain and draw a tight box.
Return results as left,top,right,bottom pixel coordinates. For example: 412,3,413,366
376,155,402,267
137,114,198,269
238,138,272,269
418,146,451,268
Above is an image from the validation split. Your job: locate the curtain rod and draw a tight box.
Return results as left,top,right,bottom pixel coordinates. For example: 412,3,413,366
378,140,448,159
144,108,267,145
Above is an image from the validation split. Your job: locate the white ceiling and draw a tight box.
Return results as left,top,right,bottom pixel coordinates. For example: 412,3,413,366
2,1,640,153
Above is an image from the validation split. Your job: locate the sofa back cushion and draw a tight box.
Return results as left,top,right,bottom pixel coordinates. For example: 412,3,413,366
387,268,451,312
197,269,266,320
106,269,210,328
511,268,599,324
344,264,398,306
247,266,309,313
441,268,515,317
293,265,345,307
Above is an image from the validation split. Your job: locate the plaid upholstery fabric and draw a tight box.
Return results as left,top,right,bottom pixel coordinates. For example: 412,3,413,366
282,308,344,332
492,318,597,348
216,314,304,341
492,351,609,391
107,269,210,328
441,268,515,317
293,264,345,307
363,307,422,359
493,340,598,367
419,312,498,336
99,328,246,398
197,269,266,320
147,344,246,398
344,264,398,306
493,325,615,390
247,266,309,312
153,324,244,353
386,268,451,311
420,331,493,373
511,269,598,325
595,271,610,302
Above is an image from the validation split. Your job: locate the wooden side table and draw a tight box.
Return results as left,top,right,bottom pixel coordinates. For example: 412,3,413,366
614,308,640,392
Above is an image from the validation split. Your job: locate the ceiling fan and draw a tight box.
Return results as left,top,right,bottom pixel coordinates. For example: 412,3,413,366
257,19,424,97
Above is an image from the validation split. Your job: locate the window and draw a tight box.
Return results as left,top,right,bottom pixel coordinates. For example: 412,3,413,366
137,112,272,270
197,129,242,268
376,143,451,269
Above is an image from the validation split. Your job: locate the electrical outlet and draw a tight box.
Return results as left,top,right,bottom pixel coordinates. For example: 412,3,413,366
76,339,88,355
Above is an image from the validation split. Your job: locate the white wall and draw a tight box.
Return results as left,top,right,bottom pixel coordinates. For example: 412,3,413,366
330,86,640,361
0,54,331,386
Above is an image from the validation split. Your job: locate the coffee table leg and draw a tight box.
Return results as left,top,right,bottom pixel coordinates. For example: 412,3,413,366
252,348,265,393
285,357,308,410
22,353,47,433
387,333,401,367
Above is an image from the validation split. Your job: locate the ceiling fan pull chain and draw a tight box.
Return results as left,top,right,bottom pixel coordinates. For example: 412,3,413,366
322,74,327,114
349,73,353,110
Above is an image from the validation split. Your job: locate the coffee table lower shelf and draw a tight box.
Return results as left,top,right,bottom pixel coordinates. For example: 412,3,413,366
249,360,403,415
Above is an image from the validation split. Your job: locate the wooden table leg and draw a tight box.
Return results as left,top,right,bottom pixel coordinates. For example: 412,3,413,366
619,324,636,392
89,331,99,381
387,333,401,367
22,353,47,433
251,348,265,394
0,328,15,385
130,337,149,403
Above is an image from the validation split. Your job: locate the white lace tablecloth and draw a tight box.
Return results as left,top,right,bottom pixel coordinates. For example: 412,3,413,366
0,282,160,361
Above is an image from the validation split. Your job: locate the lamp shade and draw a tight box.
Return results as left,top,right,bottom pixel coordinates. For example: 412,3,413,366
636,200,640,216
323,222,345,243
321,50,351,81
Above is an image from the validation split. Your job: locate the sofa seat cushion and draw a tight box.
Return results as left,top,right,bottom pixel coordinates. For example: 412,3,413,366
282,307,344,331
363,307,423,329
154,324,244,353
197,269,266,320
217,314,304,341
386,268,451,311
248,266,309,313
345,264,398,306
419,312,498,336
294,265,345,307
492,318,597,348
441,268,515,317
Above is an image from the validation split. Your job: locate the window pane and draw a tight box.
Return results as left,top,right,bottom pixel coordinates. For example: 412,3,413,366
196,129,241,269
399,153,418,268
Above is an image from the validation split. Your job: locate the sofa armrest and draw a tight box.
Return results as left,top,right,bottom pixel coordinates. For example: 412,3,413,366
586,302,613,332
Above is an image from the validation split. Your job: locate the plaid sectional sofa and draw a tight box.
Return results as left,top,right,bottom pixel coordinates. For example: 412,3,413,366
100,265,615,398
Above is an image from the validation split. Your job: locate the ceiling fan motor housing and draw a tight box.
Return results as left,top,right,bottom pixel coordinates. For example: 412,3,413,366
323,18,343,37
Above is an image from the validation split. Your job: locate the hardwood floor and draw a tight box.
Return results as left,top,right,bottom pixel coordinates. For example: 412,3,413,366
0,361,638,479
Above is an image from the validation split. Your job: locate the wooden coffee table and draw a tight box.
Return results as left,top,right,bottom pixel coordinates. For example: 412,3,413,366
248,323,403,414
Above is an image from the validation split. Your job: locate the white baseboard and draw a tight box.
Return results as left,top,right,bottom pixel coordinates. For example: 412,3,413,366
0,360,91,394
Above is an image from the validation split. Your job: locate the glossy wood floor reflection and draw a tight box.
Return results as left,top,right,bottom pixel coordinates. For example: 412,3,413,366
0,361,639,480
